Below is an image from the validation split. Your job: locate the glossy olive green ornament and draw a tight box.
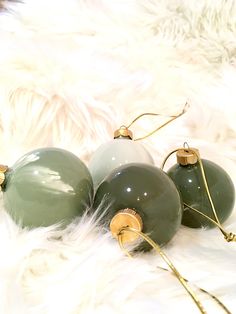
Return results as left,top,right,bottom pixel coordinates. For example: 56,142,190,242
93,163,183,251
167,149,235,229
1,147,93,228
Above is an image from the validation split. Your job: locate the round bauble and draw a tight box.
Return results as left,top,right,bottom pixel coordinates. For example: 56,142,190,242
167,150,235,228
2,147,93,228
89,136,154,189
93,163,183,251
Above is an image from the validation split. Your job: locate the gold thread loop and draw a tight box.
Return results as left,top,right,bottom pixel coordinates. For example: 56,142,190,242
117,226,207,314
183,142,190,150
126,102,189,141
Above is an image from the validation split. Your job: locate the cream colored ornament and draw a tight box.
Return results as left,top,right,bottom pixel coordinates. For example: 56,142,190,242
88,126,154,189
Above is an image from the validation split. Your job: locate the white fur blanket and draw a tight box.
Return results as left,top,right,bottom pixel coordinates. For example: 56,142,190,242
0,1,236,313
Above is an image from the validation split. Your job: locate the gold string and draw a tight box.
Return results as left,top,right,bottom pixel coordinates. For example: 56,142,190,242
161,148,236,243
183,203,225,229
126,102,189,141
196,153,236,242
117,226,207,314
161,148,180,170
118,227,231,313
157,266,232,314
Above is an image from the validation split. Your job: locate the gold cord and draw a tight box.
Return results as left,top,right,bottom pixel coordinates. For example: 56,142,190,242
117,226,207,314
196,155,236,242
183,203,224,229
118,227,231,313
157,266,232,314
161,148,180,170
161,148,236,243
126,102,189,141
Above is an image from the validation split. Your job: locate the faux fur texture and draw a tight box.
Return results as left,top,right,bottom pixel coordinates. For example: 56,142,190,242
0,1,236,313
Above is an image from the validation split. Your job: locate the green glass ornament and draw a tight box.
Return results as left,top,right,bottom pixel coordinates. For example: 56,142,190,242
93,163,183,251
167,148,235,229
1,147,93,228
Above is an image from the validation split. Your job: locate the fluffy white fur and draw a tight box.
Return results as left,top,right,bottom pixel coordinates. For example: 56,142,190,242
0,0,236,313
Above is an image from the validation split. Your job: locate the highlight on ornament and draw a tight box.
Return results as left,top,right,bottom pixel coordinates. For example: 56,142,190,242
162,143,236,242
0,147,93,228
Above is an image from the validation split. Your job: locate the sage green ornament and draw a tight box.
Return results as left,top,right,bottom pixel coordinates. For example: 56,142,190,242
93,163,183,251
2,147,93,228
167,148,235,229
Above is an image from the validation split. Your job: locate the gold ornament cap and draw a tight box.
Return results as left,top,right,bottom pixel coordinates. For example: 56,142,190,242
176,148,199,165
0,165,8,189
114,126,133,140
110,208,143,243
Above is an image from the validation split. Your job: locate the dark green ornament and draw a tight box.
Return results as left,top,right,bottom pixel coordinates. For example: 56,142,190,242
93,163,183,251
2,147,93,228
167,150,235,229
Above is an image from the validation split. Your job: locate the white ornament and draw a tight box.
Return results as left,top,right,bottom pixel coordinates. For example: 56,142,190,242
89,137,154,189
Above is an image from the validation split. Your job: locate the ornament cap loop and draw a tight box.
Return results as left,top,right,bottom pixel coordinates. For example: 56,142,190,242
114,126,133,140
110,208,143,243
176,148,199,165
